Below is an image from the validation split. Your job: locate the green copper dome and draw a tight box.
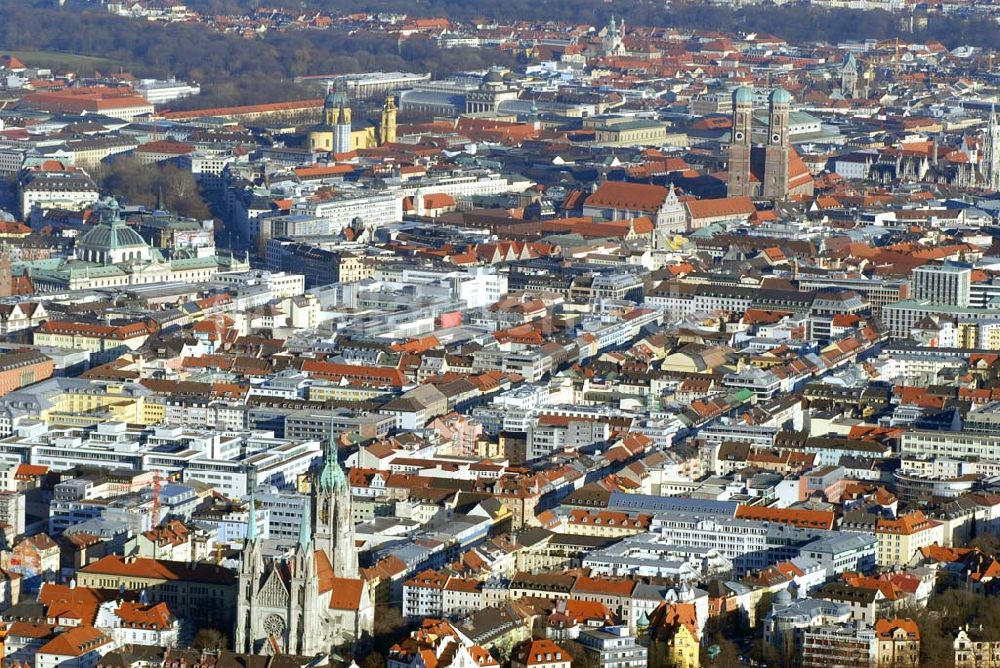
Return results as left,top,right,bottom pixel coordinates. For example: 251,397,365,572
324,80,348,109
78,203,148,251
770,87,793,105
733,86,753,104
78,218,147,251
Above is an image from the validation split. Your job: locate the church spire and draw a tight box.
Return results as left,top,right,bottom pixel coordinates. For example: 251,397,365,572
298,493,312,551
246,485,258,544
312,413,358,579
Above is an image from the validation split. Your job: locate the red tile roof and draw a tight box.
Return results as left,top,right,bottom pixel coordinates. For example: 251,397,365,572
735,505,835,529
586,181,669,212
516,639,572,667
37,625,110,657
685,196,756,220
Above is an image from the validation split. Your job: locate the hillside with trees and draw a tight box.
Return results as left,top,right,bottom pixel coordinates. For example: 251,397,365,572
0,1,517,109
186,0,999,48
1,0,996,111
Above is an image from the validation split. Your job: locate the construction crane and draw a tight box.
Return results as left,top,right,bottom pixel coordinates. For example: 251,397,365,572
875,38,905,76
151,469,161,527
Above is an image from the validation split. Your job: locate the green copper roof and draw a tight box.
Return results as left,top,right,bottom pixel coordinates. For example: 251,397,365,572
324,80,349,109
78,205,149,252
770,88,793,105
318,413,348,493
169,256,220,269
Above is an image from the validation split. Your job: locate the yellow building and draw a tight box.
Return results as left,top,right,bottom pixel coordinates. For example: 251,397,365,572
141,397,168,425
661,346,735,374
40,381,149,427
954,628,1000,668
957,322,979,349
308,83,397,154
380,94,397,145
33,320,153,356
979,322,1000,350
308,383,392,403
646,602,701,668
474,436,505,460
559,509,651,538
876,619,920,667
77,555,236,632
66,136,137,170
336,252,375,283
874,511,943,568
593,119,684,147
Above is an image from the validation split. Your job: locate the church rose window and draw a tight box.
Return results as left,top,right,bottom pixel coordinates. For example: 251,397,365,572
263,614,286,637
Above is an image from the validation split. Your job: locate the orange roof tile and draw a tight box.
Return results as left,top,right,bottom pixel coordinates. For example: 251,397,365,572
686,196,756,220
586,181,669,212
735,505,835,529
37,625,110,657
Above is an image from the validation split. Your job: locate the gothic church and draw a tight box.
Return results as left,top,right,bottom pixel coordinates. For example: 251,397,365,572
235,432,374,655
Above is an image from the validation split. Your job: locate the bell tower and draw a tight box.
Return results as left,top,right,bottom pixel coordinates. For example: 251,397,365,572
762,88,791,200
986,106,1000,192
234,487,263,653
380,95,397,145
841,53,858,99
727,86,753,197
313,416,358,579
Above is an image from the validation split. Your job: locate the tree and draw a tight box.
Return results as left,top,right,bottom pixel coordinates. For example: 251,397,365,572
193,628,229,651
912,588,1000,666
702,634,741,668
491,636,515,665
371,605,409,657
97,156,212,220
968,532,1000,557
159,165,212,219
560,639,598,668
748,638,782,668
373,605,406,638
360,652,386,668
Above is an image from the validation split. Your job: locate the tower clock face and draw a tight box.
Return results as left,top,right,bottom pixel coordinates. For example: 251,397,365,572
734,131,744,141
772,133,781,143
